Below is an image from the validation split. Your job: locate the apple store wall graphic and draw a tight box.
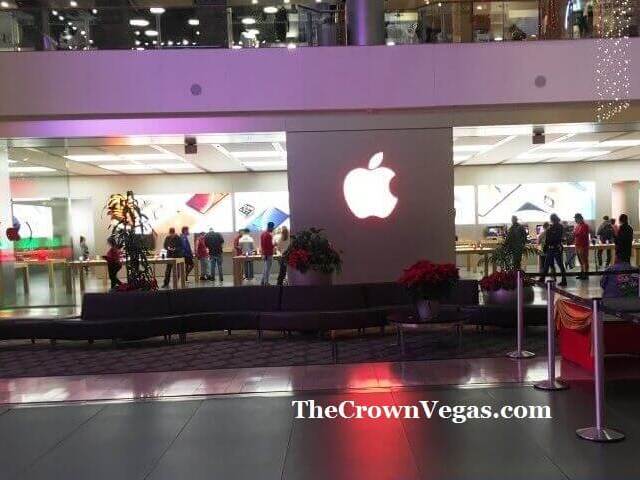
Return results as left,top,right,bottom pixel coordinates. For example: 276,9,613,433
343,152,398,220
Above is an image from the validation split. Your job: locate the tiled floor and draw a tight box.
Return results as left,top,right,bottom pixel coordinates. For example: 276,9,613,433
2,355,639,406
2,376,640,479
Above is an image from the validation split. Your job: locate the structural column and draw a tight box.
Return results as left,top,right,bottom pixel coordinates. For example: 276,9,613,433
0,141,16,307
346,0,385,45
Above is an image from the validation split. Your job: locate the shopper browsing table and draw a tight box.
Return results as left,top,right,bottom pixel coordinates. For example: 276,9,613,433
615,214,634,263
573,213,590,280
204,228,225,284
180,226,194,283
103,237,122,290
274,226,290,286
539,214,567,286
596,215,615,268
195,233,209,281
260,222,275,286
239,229,255,280
162,228,183,289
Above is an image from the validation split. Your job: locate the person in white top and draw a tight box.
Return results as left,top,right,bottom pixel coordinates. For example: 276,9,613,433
238,229,255,280
273,226,291,286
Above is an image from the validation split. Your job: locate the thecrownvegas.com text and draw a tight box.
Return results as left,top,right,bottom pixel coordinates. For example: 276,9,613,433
291,400,551,424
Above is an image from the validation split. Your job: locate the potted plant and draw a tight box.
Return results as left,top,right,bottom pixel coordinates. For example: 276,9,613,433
398,260,459,321
105,191,157,292
479,270,534,305
283,228,342,286
479,238,537,305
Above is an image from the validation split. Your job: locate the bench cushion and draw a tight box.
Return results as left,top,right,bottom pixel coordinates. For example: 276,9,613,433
260,309,374,331
279,285,366,312
81,291,171,321
169,286,280,315
180,312,259,333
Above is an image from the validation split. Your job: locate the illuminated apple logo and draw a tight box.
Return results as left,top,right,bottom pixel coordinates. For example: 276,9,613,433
343,152,398,219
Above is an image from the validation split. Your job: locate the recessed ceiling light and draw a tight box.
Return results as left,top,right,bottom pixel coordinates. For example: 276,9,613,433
129,19,150,27
453,145,493,153
9,166,56,173
145,30,159,37
149,7,165,14
232,151,286,159
539,141,599,149
264,6,278,14
1,1,10,8
600,140,640,147
51,10,58,15
518,150,611,160
241,17,256,25
188,18,200,26
247,29,260,35
242,161,287,169
92,8,98,14
65,154,120,162
69,1,78,7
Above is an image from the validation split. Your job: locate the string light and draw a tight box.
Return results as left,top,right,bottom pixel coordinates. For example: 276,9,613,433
595,0,631,122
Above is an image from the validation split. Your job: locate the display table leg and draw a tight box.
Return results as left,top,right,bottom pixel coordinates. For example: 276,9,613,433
233,260,242,287
48,262,55,290
23,267,30,295
180,262,186,288
79,266,86,294
65,265,72,294
172,261,178,290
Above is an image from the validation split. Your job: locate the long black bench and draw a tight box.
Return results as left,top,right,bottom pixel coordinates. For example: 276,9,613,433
0,281,482,347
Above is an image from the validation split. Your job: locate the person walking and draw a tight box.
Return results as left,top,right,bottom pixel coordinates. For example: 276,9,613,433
505,215,528,270
596,215,615,268
615,214,634,263
537,222,554,274
79,235,90,275
539,214,567,286
103,237,122,290
162,227,183,288
180,226,194,283
204,228,225,284
195,233,209,281
274,226,291,286
611,217,619,237
239,229,255,281
573,213,590,280
260,222,275,286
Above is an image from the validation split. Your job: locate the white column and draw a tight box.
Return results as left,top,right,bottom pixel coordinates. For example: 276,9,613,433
0,140,16,306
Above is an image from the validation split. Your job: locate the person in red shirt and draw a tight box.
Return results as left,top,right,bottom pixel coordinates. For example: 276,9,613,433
573,213,590,280
260,222,275,286
103,236,123,290
195,233,209,281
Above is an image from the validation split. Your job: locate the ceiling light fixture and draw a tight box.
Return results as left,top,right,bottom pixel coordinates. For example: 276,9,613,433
69,1,77,7
242,161,287,169
144,30,159,37
9,166,56,173
232,151,286,159
129,19,150,27
188,18,200,26
149,7,165,14
264,6,278,14
1,1,10,8
241,17,256,25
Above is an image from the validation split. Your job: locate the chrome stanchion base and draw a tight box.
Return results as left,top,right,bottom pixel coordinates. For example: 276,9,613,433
507,350,536,359
534,379,569,391
576,426,625,442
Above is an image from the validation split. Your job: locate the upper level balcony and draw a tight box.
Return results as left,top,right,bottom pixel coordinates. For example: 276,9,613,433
0,0,637,52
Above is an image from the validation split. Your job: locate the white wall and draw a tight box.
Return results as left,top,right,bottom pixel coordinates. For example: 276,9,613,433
1,39,639,118
454,160,640,239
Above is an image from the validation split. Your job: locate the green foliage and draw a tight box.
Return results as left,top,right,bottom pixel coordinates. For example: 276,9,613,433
481,241,539,272
283,228,342,275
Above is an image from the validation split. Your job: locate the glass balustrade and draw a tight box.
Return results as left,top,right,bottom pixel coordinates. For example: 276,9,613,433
0,1,635,52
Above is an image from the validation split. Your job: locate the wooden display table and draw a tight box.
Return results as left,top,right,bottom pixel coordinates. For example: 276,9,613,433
232,254,281,287
69,257,186,293
455,246,496,277
14,259,72,295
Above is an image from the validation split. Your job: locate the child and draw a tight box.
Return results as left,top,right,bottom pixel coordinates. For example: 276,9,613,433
103,237,122,290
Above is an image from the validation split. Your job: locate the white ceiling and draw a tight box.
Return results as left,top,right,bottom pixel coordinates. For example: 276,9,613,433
8,132,287,178
453,124,640,166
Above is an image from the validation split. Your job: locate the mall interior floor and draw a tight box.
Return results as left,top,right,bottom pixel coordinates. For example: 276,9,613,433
1,377,639,480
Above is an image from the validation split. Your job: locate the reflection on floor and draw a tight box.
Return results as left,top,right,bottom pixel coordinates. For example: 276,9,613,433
2,269,609,312
1,368,640,479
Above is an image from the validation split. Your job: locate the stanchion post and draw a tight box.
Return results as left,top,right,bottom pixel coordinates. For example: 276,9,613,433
576,298,625,442
507,270,535,359
534,280,568,390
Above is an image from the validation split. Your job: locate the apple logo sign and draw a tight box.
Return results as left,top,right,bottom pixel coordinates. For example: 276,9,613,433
343,152,398,219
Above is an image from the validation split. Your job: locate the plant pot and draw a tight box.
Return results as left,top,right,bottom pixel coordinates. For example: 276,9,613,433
416,299,440,321
483,286,534,305
287,268,333,286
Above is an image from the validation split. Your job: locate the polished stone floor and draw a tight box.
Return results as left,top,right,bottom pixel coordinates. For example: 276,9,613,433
1,374,639,480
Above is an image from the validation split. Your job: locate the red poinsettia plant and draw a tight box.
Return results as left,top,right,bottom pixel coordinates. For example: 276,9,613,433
398,260,459,300
287,248,312,271
116,278,158,293
479,270,522,291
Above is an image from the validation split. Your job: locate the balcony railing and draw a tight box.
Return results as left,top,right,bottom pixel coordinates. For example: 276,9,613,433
0,1,636,52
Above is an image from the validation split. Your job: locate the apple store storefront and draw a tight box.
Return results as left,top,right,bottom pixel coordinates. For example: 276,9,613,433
2,122,640,311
